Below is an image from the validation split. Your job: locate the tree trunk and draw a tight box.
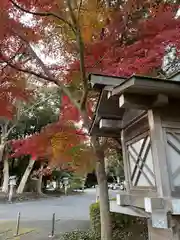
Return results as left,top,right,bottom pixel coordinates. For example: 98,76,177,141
2,156,9,193
1,123,9,193
42,177,47,191
56,179,60,190
37,177,42,194
104,157,109,175
17,159,35,194
37,164,43,194
96,148,112,240
0,144,5,163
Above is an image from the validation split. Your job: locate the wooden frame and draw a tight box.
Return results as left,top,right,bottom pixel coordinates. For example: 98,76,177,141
148,110,172,197
88,72,180,236
99,118,122,129
89,73,126,90
120,111,157,195
110,200,150,217
123,113,149,143
125,131,156,192
119,93,168,109
112,75,180,97
163,126,180,197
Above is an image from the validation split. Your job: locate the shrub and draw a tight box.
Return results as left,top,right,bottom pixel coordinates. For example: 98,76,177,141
90,202,148,240
59,201,148,240
59,230,98,240
69,177,84,191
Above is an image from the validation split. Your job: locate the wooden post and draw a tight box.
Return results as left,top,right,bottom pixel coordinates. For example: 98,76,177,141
121,129,130,193
148,109,171,197
147,109,180,239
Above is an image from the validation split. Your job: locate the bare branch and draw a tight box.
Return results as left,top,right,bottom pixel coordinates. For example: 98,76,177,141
10,0,76,34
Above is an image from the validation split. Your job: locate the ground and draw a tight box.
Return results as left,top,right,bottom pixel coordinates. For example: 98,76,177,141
0,189,117,239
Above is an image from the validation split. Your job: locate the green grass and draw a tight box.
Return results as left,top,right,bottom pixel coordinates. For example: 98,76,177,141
0,222,36,239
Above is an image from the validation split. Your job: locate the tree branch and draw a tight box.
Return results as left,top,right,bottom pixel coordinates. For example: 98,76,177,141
0,44,24,72
5,91,60,140
105,0,111,8
8,1,91,126
10,0,76,34
66,0,88,112
77,0,83,22
4,29,82,114
1,58,51,81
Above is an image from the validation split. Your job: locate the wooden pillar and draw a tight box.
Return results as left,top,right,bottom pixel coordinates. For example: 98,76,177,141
148,109,180,239
121,129,130,193
148,109,171,197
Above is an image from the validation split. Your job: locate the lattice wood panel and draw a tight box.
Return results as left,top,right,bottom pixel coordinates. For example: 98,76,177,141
165,129,180,188
127,135,155,187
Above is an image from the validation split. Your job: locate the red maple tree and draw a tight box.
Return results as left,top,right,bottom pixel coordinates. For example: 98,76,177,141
3,1,180,160
2,2,180,239
68,3,180,79
0,57,31,119
0,0,37,119
10,121,93,171
2,1,179,121
60,3,180,122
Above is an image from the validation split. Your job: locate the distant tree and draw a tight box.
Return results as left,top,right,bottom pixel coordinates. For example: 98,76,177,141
1,86,61,193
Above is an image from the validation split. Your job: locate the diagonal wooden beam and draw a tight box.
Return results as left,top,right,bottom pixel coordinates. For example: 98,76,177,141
168,132,180,145
167,139,180,156
172,166,180,180
128,150,154,186
134,142,151,186
130,143,155,179
130,136,148,182
167,135,180,181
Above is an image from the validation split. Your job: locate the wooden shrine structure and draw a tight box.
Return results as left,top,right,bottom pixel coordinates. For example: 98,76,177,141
89,72,180,239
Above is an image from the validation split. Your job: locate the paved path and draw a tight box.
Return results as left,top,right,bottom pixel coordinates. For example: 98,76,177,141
0,188,117,221
0,192,94,222
0,189,117,239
